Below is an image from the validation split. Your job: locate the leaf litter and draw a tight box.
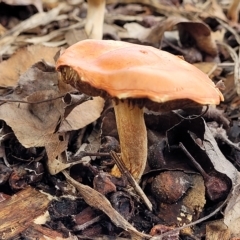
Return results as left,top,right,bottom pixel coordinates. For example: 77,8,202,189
0,0,240,239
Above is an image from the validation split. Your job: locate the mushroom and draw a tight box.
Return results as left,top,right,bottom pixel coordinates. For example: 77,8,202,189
85,0,105,39
56,39,224,182
227,0,240,24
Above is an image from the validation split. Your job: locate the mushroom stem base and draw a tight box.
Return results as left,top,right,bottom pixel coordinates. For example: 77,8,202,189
111,100,147,182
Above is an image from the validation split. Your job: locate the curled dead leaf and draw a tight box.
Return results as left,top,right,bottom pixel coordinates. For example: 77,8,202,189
177,21,218,56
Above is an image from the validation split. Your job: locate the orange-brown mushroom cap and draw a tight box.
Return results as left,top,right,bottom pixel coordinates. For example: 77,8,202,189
56,39,223,108
56,39,224,182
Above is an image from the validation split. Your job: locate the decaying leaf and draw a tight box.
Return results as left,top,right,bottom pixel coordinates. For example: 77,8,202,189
0,45,59,86
203,121,238,184
59,97,105,132
0,93,64,147
177,21,218,56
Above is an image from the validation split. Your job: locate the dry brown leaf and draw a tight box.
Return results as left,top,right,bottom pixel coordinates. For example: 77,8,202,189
0,91,69,175
119,16,187,46
203,122,238,184
0,60,104,174
0,62,70,175
0,45,58,86
0,60,67,173
145,16,187,46
59,97,105,133
0,91,64,148
177,21,218,56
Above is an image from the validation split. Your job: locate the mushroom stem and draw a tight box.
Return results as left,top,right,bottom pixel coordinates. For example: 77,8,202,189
111,100,147,182
227,0,240,23
85,0,105,39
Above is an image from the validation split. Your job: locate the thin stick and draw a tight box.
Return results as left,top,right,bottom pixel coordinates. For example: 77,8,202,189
179,142,210,180
110,150,152,211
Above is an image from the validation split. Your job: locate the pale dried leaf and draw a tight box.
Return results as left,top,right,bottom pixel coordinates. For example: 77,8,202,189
119,22,150,39
145,16,187,46
0,45,58,86
59,97,105,132
203,122,238,184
